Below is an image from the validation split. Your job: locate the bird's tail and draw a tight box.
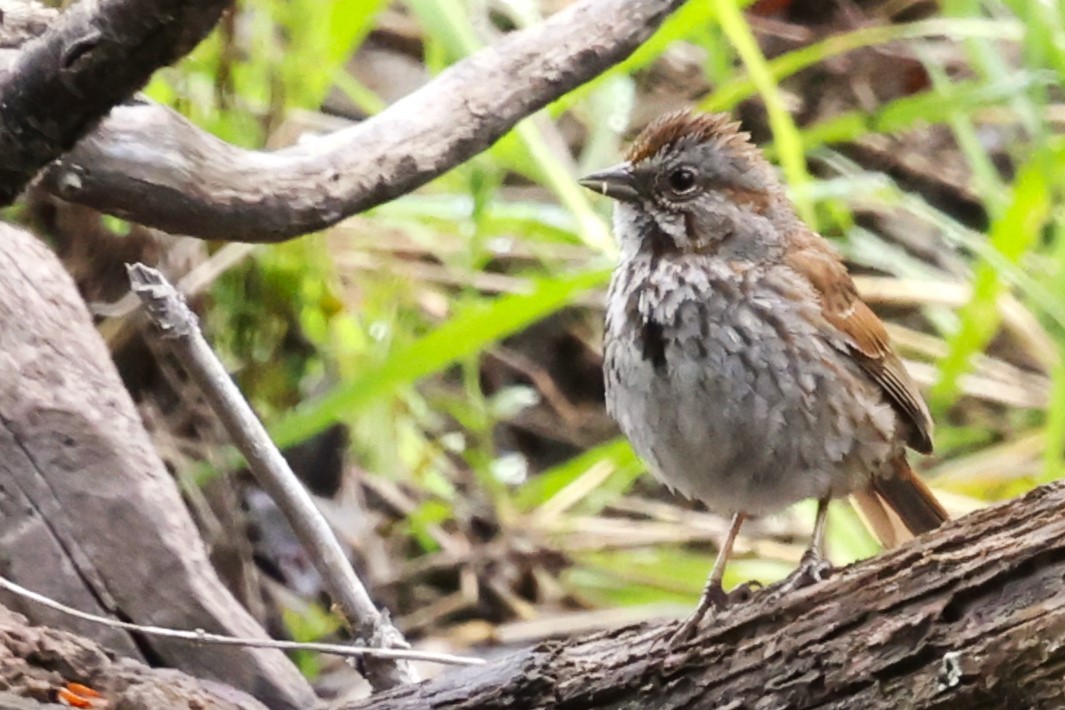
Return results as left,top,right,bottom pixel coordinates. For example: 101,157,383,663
850,458,948,548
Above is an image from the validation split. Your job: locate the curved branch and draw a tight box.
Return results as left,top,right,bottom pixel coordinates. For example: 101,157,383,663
339,483,1065,708
37,0,683,242
0,0,230,203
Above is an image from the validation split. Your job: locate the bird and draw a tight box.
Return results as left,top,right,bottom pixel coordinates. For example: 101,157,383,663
578,109,948,643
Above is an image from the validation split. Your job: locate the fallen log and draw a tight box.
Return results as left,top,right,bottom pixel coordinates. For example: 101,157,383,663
344,482,1065,709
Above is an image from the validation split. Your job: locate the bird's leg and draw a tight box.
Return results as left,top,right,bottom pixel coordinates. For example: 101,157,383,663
669,512,754,645
779,496,834,592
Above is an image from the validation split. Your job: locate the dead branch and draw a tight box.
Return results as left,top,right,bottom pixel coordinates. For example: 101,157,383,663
25,0,683,242
127,262,422,689
0,573,482,667
0,0,230,203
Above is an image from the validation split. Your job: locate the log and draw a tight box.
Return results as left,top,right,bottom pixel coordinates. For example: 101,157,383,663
342,482,1065,708
0,601,268,709
0,222,316,709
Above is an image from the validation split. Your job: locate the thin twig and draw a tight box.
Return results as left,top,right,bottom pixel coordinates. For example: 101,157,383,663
126,263,419,690
0,575,484,667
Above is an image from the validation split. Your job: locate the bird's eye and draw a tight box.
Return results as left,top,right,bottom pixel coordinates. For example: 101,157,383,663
667,167,697,195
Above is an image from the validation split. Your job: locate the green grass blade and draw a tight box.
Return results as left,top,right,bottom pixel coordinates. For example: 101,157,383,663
270,268,610,446
407,0,612,253
704,18,1021,113
931,148,1060,407
796,75,1046,152
514,437,641,512
713,0,813,226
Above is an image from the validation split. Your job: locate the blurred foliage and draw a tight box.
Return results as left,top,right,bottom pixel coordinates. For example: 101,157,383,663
141,0,1065,641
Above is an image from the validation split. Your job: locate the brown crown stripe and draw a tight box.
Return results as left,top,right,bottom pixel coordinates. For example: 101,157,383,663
625,110,760,165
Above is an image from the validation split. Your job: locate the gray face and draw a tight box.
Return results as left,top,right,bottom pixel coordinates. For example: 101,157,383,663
582,137,791,262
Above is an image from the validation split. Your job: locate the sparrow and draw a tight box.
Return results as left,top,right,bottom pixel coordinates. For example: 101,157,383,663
579,110,948,642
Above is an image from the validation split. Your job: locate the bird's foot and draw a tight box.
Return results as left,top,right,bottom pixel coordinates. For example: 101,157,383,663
777,549,834,594
665,580,762,648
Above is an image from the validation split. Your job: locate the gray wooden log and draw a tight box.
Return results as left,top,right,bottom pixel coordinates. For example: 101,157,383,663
0,222,316,709
339,482,1065,709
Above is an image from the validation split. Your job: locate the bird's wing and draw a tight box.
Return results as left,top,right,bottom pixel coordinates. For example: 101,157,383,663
783,231,933,454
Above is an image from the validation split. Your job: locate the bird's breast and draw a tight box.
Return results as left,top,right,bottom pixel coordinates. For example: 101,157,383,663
604,256,898,514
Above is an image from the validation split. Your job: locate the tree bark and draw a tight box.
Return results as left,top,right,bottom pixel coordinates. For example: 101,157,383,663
342,482,1065,709
0,223,316,709
0,601,268,709
0,0,231,203
3,431,1060,709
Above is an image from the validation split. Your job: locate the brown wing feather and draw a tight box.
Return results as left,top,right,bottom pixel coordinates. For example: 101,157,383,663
784,232,934,454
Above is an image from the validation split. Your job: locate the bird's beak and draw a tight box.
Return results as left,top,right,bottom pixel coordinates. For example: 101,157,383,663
578,163,639,203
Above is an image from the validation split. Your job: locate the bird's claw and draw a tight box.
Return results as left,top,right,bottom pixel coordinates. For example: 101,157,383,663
778,550,834,594
726,579,763,604
664,580,763,648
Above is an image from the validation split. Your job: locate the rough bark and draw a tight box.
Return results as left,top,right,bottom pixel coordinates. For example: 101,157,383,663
0,602,268,709
0,0,230,203
22,0,683,242
344,482,1065,709
0,222,316,709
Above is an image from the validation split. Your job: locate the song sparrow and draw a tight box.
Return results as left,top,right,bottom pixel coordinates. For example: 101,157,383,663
579,110,948,642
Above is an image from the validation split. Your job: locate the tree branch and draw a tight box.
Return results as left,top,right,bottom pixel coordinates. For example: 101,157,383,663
32,0,683,242
339,482,1065,708
126,263,422,690
0,0,230,203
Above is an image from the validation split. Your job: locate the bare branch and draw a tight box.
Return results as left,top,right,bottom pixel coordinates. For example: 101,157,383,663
127,263,418,690
0,0,230,203
36,0,683,242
